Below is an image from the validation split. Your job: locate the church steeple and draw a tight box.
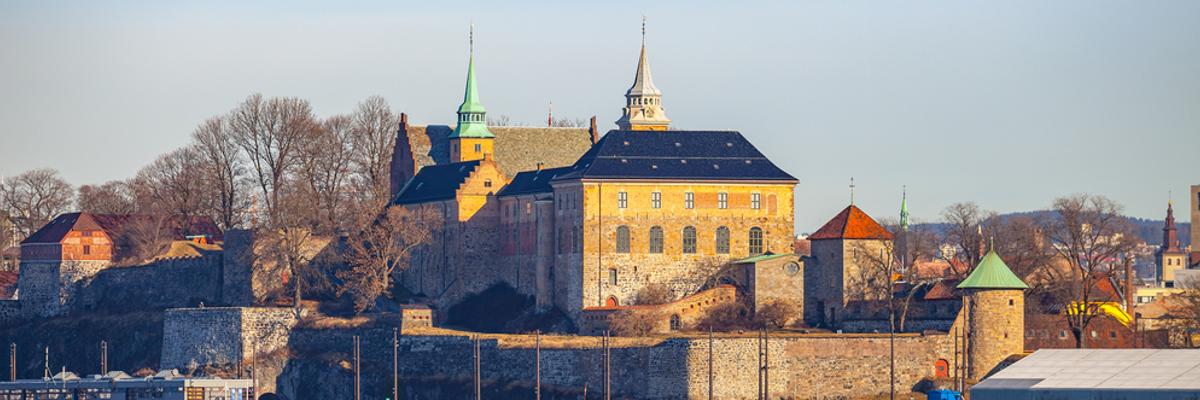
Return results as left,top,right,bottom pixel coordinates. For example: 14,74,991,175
1163,199,1181,252
450,24,495,163
616,17,671,131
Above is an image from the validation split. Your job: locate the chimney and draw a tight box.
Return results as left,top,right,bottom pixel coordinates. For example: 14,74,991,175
589,116,599,144
536,162,544,171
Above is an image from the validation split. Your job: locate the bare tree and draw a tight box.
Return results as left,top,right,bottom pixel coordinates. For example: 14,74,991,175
348,96,398,204
111,214,177,265
228,94,318,226
1042,194,1139,348
290,115,355,234
632,283,674,305
77,180,137,214
339,205,442,314
260,189,325,314
132,146,208,221
0,168,74,237
192,116,249,230
487,115,514,126
550,118,587,128
940,202,996,274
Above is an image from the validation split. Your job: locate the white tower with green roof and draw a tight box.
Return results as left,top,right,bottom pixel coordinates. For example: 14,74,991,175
957,248,1028,382
450,24,496,163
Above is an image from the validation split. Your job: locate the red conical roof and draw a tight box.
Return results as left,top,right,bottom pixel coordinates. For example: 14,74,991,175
809,205,894,240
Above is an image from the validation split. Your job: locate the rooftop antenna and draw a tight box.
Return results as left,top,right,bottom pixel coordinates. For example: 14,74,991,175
849,177,856,205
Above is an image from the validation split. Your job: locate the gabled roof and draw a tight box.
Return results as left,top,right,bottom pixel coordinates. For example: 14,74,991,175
957,250,1029,290
496,166,574,197
402,125,592,179
552,130,796,182
21,213,223,245
808,205,894,240
393,160,481,205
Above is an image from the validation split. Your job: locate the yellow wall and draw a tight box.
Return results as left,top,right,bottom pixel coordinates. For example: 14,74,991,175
450,138,495,163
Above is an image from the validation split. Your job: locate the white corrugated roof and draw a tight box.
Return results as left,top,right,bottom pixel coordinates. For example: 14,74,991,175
983,349,1200,389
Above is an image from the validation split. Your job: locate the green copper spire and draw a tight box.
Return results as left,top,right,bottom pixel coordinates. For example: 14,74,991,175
451,24,494,139
957,249,1029,290
900,186,909,231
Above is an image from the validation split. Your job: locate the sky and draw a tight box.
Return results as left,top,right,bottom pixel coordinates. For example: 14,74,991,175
1,1,1198,230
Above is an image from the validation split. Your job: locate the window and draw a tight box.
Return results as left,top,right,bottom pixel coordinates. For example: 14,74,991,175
718,192,728,209
649,226,664,254
82,245,91,255
748,227,764,255
608,268,618,285
1109,331,1117,339
618,192,628,209
682,226,697,254
715,227,730,254
616,226,631,253
1058,330,1068,339
669,314,681,330
484,179,492,188
1009,299,1015,307
652,191,662,209
751,193,761,209
685,192,694,209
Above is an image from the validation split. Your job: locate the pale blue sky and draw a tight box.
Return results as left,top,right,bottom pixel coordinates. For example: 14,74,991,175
1,1,1197,230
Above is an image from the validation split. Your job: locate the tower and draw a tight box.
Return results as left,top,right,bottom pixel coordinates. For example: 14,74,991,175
615,18,671,131
449,25,495,163
1157,200,1188,286
957,249,1027,382
896,187,910,271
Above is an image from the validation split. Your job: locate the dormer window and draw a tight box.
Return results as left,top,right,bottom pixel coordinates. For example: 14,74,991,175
484,179,493,188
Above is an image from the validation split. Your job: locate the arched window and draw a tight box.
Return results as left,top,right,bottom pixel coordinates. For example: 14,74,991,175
669,314,681,330
682,226,697,254
715,227,730,254
616,226,631,253
649,226,664,254
748,227,764,255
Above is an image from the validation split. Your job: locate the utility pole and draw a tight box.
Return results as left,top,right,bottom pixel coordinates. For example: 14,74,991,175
393,328,399,400
353,335,361,400
707,328,713,400
474,335,482,400
535,330,541,400
101,340,108,375
763,328,769,399
603,331,611,400
7,343,13,381
43,347,49,379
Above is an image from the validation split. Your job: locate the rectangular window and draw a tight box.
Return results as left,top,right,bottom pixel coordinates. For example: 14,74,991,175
718,192,728,209
608,268,618,286
474,143,482,152
751,193,761,209
651,192,662,209
618,191,628,209
82,245,91,255
685,192,694,209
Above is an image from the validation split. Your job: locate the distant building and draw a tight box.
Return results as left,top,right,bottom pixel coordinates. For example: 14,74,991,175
1192,184,1200,266
1155,200,1189,287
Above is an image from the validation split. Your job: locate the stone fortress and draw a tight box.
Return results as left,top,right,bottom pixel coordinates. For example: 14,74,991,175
1,25,1043,399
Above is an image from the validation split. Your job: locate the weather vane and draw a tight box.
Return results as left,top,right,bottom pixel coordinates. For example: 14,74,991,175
850,177,856,205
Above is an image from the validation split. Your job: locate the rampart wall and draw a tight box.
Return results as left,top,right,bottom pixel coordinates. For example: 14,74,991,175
75,255,223,313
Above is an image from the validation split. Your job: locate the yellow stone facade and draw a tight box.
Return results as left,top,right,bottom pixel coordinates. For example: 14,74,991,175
450,137,495,163
561,180,796,313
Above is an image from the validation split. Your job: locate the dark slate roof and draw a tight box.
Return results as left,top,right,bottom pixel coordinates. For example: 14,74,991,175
21,212,224,244
496,166,575,197
392,160,481,205
403,125,593,176
552,130,796,182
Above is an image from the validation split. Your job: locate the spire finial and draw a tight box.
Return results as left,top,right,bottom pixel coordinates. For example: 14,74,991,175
641,15,646,46
1169,190,1173,207
849,177,856,205
548,100,553,127
469,22,474,55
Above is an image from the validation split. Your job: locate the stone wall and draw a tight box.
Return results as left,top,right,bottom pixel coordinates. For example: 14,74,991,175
284,329,953,400
17,260,109,317
75,255,222,312
966,289,1023,381
160,307,297,395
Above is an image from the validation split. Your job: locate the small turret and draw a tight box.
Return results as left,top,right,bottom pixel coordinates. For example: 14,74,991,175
957,249,1028,381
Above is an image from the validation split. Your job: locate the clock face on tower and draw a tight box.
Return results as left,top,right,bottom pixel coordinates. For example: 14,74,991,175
644,108,655,118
